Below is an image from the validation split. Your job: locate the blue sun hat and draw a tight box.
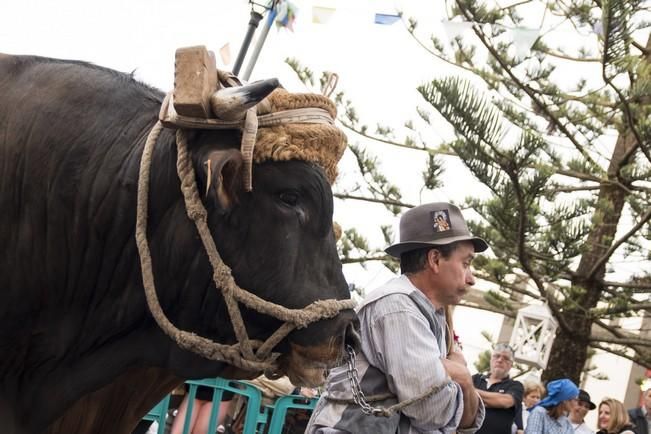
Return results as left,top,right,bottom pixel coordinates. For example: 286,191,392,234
531,379,579,409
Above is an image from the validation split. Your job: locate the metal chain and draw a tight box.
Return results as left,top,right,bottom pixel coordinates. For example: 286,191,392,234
345,345,387,417
343,345,453,419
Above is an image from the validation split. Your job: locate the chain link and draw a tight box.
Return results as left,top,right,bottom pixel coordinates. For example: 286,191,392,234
345,345,388,417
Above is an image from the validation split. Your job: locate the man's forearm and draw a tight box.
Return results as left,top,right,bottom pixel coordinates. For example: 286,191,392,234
476,389,515,408
459,384,480,428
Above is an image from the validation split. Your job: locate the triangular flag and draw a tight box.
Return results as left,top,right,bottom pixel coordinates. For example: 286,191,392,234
275,0,298,31
374,13,400,25
219,43,231,65
312,6,335,24
441,20,474,41
511,27,539,59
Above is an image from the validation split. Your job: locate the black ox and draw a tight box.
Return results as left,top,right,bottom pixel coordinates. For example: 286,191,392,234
0,54,359,434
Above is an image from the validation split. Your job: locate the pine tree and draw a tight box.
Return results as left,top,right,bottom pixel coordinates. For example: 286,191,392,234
289,0,651,383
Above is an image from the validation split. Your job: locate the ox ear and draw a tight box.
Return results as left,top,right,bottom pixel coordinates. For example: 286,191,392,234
201,149,244,210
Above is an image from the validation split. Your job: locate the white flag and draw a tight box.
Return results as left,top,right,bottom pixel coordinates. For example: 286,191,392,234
441,20,474,42
511,27,539,59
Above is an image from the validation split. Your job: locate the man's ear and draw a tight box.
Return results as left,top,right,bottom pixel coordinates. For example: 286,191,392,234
200,148,244,210
428,249,441,271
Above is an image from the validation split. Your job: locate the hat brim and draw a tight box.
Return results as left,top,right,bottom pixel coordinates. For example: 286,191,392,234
385,236,489,258
582,401,596,410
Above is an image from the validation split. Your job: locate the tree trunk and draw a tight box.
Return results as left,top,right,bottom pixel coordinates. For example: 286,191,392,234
542,105,642,383
542,311,591,383
542,35,651,380
542,130,635,382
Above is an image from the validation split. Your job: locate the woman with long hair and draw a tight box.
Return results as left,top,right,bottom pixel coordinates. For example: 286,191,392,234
524,378,578,434
596,398,636,434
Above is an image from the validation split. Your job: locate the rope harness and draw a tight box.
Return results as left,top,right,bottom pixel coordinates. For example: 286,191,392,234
135,81,355,373
134,68,444,417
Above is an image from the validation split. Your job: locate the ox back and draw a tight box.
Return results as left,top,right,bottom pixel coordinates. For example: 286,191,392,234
0,55,355,434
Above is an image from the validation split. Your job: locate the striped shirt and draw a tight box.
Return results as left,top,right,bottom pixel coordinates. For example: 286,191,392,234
306,275,485,434
524,406,573,434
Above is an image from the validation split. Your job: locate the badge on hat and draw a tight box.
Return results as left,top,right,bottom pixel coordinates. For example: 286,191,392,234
431,210,452,233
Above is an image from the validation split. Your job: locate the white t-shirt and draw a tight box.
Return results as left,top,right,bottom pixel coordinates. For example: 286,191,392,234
571,422,594,434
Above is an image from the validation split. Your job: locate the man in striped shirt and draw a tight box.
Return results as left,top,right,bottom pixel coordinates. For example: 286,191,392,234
306,202,488,434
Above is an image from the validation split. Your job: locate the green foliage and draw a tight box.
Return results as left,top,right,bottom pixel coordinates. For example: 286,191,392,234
423,154,444,190
338,228,370,261
285,0,651,374
285,57,314,86
348,144,403,215
474,349,491,373
602,0,640,78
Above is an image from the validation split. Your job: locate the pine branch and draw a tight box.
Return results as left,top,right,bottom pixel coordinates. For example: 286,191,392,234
539,47,601,63
473,271,542,300
454,0,601,169
545,185,602,193
339,119,456,156
334,193,415,209
340,255,390,265
593,318,650,363
602,280,651,290
587,207,651,279
499,0,534,10
589,342,650,367
591,335,651,347
591,302,651,316
601,5,651,166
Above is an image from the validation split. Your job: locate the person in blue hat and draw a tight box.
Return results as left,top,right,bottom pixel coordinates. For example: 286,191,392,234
525,378,579,434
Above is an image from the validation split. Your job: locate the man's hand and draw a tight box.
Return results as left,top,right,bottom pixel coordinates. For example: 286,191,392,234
447,348,467,366
442,358,472,388
442,358,479,428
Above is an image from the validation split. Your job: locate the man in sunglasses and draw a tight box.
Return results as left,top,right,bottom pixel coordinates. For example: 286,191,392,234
472,343,524,434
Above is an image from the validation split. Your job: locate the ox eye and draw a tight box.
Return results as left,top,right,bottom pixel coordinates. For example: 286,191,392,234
279,191,299,206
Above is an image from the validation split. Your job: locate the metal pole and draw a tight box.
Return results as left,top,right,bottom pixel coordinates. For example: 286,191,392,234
233,10,263,75
241,5,277,81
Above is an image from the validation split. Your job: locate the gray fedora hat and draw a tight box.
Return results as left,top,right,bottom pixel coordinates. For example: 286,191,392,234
385,202,489,258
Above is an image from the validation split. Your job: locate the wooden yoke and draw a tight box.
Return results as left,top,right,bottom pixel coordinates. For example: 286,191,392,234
173,45,218,118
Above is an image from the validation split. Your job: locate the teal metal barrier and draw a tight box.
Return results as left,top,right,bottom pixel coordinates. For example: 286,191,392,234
265,395,318,434
141,395,171,434
143,378,317,434
182,378,267,434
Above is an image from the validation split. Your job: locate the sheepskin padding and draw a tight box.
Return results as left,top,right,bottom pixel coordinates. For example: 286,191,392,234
253,89,346,184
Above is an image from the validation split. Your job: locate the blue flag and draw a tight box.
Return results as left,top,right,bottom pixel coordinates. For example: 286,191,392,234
374,13,400,25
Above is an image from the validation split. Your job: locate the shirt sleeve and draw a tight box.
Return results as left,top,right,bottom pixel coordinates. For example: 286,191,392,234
514,401,523,429
364,295,481,432
507,381,524,407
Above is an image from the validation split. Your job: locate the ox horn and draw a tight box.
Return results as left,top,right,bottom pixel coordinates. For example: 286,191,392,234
210,78,280,121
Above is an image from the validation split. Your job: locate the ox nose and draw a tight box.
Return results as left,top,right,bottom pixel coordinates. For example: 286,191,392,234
344,318,361,353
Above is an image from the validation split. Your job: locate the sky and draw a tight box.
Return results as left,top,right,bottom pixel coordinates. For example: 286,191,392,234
3,0,644,418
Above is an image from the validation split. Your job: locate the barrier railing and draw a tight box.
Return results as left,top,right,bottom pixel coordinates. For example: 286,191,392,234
141,378,317,434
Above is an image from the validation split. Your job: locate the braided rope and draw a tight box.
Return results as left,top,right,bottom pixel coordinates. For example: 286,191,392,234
135,121,355,371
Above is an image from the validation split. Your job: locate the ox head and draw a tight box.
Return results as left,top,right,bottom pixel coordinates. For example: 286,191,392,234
174,82,360,386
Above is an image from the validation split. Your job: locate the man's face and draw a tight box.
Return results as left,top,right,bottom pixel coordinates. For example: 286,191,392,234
490,350,513,379
644,388,651,412
433,241,476,306
570,399,591,422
